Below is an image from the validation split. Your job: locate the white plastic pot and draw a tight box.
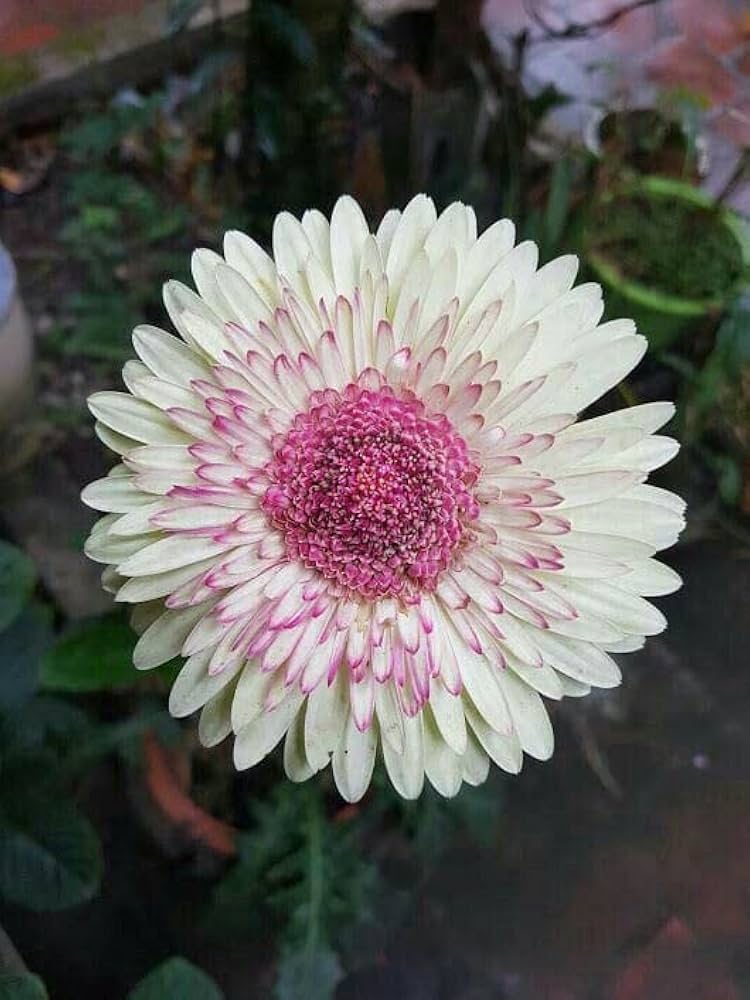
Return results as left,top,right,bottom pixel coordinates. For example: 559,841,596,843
0,241,34,431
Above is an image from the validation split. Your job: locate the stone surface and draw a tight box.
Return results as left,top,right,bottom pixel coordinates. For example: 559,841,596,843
0,0,246,122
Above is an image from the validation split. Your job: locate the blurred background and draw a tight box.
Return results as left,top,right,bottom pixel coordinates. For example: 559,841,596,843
1,1,750,998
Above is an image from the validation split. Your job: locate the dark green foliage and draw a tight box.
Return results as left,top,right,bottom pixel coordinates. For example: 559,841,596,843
523,155,577,260
210,782,375,940
0,762,102,910
592,195,744,299
0,604,53,712
61,97,164,162
63,171,189,256
54,291,140,361
241,0,347,235
209,781,375,999
374,766,506,857
127,957,224,1000
0,542,36,634
40,614,138,692
275,946,343,1000
0,545,172,917
666,301,750,508
56,101,192,363
0,695,91,756
254,2,316,67
0,975,48,1000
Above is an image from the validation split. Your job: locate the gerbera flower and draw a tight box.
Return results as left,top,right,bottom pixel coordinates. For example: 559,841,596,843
82,195,684,801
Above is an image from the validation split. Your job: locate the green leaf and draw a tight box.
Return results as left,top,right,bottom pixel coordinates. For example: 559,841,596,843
207,786,301,937
0,604,53,712
61,99,162,162
128,957,224,1000
209,781,374,1000
0,542,36,633
0,974,48,999
256,2,316,66
60,292,138,361
275,947,342,1000
0,695,91,756
543,156,574,256
0,784,102,910
716,454,742,506
60,706,174,777
40,615,136,692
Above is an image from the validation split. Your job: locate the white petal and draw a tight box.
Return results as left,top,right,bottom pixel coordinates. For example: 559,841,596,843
459,650,514,735
535,630,621,688
283,706,315,782
566,497,685,550
330,195,370,299
132,325,210,384
169,648,243,718
374,680,406,753
332,713,378,803
88,392,188,445
133,603,211,670
95,421,141,456
85,520,150,564
163,279,224,349
381,712,425,800
464,700,522,774
231,664,278,730
615,559,682,596
508,658,564,700
428,677,467,754
233,692,304,769
304,670,348,770
558,578,667,635
460,731,491,786
273,212,312,284
385,194,437,301
118,535,235,577
498,669,554,760
423,708,463,798
223,230,278,308
115,558,215,603
375,208,400,260
81,475,151,513
554,470,642,508
555,335,647,413
198,683,235,747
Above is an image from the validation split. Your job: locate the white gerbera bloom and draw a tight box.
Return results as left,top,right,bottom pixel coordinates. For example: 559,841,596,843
82,195,684,801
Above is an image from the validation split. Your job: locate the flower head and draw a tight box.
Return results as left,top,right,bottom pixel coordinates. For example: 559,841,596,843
82,195,684,801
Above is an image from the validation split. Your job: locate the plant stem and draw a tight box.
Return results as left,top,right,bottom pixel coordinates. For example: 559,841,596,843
304,786,324,958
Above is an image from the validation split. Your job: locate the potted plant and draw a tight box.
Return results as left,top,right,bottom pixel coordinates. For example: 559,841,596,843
584,175,750,351
585,106,708,180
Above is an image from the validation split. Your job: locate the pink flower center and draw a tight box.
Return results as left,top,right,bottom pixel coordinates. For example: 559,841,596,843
262,382,480,599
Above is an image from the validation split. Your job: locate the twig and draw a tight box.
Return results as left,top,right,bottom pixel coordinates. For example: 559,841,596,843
715,146,750,206
524,0,663,43
563,705,623,799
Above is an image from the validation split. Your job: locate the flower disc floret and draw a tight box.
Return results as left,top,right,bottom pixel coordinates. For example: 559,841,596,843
262,381,480,599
